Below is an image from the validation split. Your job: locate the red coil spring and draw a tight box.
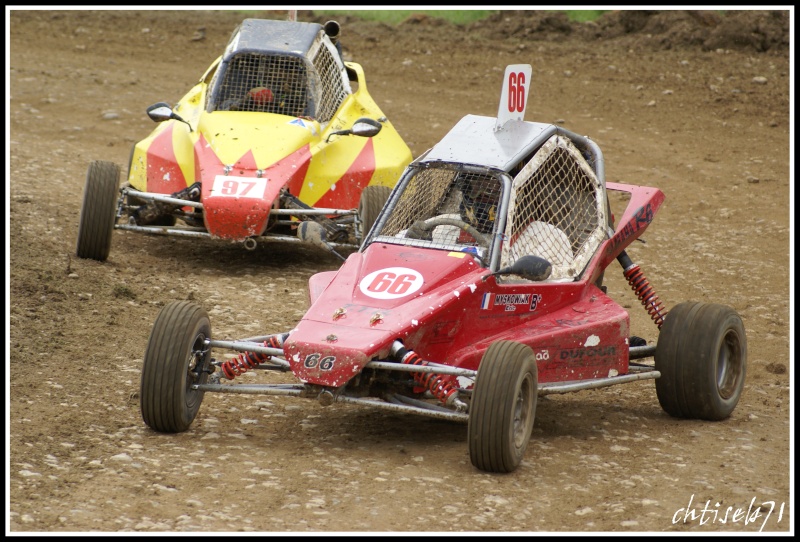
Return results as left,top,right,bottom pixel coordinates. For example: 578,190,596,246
623,264,669,329
220,336,283,380
401,350,459,405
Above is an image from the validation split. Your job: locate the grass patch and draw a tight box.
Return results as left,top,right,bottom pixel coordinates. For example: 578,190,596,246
310,9,608,26
113,284,137,300
312,10,492,25
565,10,608,23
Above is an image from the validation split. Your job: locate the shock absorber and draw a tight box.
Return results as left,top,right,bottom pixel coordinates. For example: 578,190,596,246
618,250,668,329
390,341,465,410
220,334,286,380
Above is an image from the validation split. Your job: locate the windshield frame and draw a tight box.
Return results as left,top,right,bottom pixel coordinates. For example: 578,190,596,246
362,161,512,271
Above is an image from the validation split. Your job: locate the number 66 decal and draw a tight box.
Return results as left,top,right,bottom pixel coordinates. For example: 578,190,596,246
496,64,532,130
359,267,424,299
304,353,336,371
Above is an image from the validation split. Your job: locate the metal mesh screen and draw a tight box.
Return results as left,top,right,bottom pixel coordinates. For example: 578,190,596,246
215,53,310,117
311,42,350,123
502,135,606,280
377,166,501,251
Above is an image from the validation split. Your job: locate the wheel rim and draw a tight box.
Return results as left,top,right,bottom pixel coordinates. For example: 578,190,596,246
185,334,209,409
717,329,743,399
513,373,535,448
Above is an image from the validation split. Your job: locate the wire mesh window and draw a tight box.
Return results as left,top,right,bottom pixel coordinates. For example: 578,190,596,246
376,166,502,251
502,135,607,280
215,53,310,117
311,42,350,123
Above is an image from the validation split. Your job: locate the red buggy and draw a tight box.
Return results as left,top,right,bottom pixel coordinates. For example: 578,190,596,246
140,65,746,473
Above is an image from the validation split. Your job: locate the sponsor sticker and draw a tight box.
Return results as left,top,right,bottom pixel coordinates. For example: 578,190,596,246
288,117,318,136
559,346,616,360
481,292,543,312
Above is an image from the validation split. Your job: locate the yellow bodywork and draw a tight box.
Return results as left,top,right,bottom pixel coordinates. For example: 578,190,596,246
127,59,412,213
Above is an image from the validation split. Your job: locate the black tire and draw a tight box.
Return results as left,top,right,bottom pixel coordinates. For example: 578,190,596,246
76,160,120,261
655,301,747,420
141,301,212,433
469,341,538,473
358,185,392,240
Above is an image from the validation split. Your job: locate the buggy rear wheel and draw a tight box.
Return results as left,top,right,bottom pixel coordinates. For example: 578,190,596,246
655,301,747,420
76,160,120,261
141,301,212,433
358,185,392,240
468,341,538,473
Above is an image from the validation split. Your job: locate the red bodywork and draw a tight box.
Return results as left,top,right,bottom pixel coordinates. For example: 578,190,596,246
283,182,665,389
195,138,313,240
138,123,381,240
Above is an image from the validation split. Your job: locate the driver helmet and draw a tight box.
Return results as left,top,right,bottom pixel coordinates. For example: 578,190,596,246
248,87,274,104
458,173,500,234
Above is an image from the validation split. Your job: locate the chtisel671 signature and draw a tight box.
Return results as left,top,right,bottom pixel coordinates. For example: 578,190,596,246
673,494,787,532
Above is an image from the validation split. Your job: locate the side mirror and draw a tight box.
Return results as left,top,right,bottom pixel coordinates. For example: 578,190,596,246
326,117,382,142
146,102,174,122
146,102,193,132
483,255,552,282
350,117,382,137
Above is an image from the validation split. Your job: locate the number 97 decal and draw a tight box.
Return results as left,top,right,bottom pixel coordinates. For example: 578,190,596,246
211,175,268,199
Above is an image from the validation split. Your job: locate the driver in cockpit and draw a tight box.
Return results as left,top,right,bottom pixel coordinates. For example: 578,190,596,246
456,173,500,235
404,172,500,248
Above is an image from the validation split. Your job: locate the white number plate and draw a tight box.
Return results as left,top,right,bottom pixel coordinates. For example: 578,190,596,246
210,176,268,199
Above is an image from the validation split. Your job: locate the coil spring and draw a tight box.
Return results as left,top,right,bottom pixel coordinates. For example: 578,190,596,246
623,264,668,329
401,350,459,406
220,335,283,380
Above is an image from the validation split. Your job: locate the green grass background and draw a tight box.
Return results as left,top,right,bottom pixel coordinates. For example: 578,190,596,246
310,10,608,25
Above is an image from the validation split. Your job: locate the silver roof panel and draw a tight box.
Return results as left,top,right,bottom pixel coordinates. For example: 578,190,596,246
226,19,323,58
422,115,558,173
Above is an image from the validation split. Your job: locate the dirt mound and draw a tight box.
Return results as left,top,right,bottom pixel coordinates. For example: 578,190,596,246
584,9,790,53
382,9,790,54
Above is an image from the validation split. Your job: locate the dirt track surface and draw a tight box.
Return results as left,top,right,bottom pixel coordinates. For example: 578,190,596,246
8,9,792,534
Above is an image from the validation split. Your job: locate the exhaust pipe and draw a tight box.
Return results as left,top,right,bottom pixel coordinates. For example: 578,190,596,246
324,20,341,44
324,20,343,58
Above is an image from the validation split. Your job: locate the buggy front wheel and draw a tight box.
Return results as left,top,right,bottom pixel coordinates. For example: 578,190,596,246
468,340,538,473
76,160,120,261
141,301,212,433
655,301,747,420
358,185,392,240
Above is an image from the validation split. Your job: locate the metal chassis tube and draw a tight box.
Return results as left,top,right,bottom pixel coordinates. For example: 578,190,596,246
115,187,360,245
192,338,662,421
